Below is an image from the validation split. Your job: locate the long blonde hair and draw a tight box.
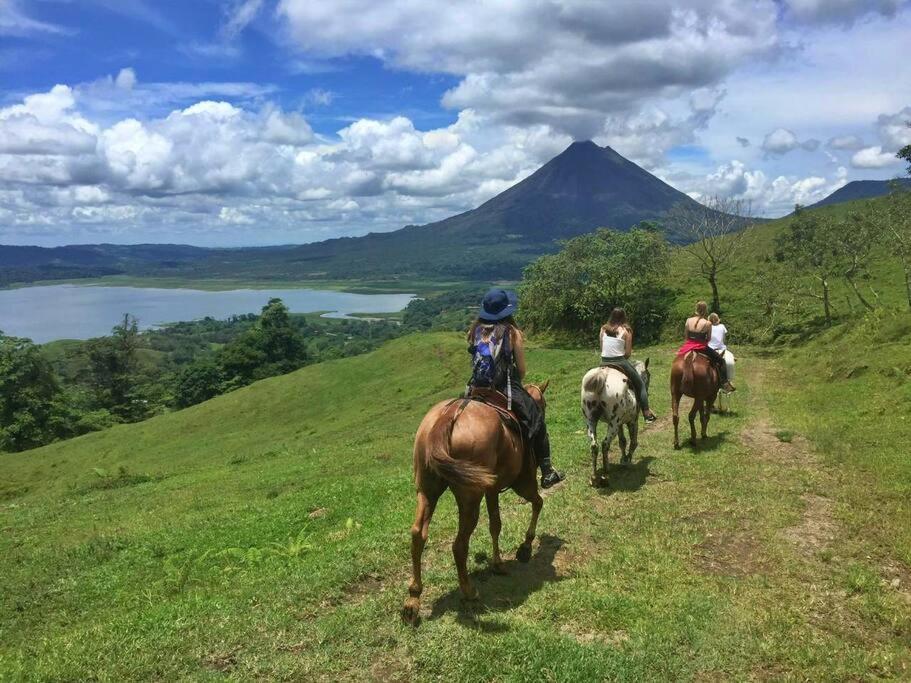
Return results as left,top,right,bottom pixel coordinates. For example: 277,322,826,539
695,301,709,318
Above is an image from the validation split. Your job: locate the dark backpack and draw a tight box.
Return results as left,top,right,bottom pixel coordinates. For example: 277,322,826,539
468,324,511,388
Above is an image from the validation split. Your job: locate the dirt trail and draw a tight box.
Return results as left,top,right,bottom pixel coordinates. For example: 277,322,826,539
737,358,839,558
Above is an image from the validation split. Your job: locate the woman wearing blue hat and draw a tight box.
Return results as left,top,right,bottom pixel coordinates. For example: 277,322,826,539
466,288,565,488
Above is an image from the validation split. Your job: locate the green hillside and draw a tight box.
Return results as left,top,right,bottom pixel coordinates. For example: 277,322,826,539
667,195,909,341
2,327,909,680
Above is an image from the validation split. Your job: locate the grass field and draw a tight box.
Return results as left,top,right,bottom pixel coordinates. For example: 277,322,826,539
2,327,909,680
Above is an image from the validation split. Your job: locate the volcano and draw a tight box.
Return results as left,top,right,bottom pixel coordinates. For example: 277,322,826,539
1,142,711,283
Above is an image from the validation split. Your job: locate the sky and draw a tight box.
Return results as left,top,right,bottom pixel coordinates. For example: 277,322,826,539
1,0,910,247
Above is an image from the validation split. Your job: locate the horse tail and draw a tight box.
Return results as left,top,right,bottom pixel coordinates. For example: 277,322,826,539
683,351,696,387
424,404,496,490
583,370,605,395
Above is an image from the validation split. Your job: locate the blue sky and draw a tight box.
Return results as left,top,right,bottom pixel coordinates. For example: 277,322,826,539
1,0,910,246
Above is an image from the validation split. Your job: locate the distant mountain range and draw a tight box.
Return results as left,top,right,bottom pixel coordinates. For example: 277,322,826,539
807,178,911,210
2,142,907,285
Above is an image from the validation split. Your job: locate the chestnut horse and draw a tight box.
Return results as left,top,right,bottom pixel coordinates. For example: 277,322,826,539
401,383,548,625
670,352,720,449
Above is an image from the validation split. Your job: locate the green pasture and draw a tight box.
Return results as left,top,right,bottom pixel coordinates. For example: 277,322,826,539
2,327,909,680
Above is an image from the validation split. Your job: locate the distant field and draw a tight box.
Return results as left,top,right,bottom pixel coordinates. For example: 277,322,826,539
2,329,908,680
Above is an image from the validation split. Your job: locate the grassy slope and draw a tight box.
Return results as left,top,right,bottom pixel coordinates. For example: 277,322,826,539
667,198,908,339
2,331,909,680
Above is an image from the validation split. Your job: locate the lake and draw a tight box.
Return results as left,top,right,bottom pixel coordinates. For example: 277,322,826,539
0,284,415,343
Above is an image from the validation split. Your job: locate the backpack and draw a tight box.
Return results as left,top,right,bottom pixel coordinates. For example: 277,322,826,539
468,324,512,389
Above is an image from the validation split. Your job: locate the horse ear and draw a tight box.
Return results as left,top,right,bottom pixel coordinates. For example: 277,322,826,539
644,357,650,369
540,379,550,394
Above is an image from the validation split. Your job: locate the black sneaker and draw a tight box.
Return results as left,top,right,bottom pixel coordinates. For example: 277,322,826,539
541,469,565,489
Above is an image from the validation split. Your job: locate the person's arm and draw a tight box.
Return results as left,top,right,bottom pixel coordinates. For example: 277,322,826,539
512,329,527,380
624,326,633,358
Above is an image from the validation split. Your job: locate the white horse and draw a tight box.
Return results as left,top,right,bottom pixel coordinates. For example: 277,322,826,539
580,360,650,488
714,349,736,414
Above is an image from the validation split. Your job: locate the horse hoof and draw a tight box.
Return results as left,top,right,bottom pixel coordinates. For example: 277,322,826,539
401,599,421,626
516,544,532,563
461,586,479,602
620,457,632,466
589,475,607,488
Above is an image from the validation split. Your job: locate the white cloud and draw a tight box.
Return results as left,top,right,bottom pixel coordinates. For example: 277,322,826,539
761,128,820,155
875,106,911,148
827,134,865,150
114,67,137,90
278,1,780,138
219,207,255,224
221,0,264,39
682,160,848,213
783,0,904,24
0,0,69,36
851,145,899,168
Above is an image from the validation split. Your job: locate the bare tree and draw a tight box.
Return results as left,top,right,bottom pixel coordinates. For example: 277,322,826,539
879,185,911,310
837,207,880,312
669,196,754,314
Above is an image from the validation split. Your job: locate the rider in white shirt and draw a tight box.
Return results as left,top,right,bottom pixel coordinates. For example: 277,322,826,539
708,313,735,387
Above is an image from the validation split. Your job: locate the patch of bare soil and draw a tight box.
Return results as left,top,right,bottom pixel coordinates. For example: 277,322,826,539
559,623,629,648
780,494,836,555
695,527,769,577
882,561,911,605
202,649,238,673
343,572,385,600
738,417,812,464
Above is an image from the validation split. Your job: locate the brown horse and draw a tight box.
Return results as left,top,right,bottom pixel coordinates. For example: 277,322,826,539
670,352,720,449
401,383,548,625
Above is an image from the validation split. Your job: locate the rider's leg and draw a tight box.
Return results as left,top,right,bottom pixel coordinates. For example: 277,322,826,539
603,357,656,421
510,381,564,488
704,348,735,391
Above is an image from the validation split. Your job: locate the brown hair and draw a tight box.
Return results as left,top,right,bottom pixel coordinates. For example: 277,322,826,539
695,301,709,318
467,316,522,344
708,312,720,324
601,307,628,338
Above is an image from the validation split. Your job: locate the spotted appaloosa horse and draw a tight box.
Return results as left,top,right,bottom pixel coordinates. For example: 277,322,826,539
581,360,650,487
670,351,720,449
401,383,549,626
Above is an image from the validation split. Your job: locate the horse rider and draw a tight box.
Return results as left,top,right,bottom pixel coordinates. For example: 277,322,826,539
708,312,735,392
466,289,565,488
677,301,735,393
598,307,657,422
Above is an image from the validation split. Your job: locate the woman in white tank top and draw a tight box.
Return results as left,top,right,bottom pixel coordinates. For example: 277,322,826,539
708,312,735,385
598,307,656,422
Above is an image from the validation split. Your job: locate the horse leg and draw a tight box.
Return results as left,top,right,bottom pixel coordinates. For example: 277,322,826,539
485,492,507,575
587,416,602,488
624,420,638,465
688,400,700,445
453,491,483,601
513,475,543,563
701,400,711,439
600,427,614,486
617,424,628,465
672,391,681,450
402,487,442,625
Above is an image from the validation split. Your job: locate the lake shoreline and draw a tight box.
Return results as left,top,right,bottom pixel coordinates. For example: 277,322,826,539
0,283,416,343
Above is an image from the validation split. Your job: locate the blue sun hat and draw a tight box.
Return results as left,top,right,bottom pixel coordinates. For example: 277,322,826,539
479,288,518,322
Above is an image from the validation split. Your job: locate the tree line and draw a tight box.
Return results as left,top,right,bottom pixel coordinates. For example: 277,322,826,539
1,292,482,453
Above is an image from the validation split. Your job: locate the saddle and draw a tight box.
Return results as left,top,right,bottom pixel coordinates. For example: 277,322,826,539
464,387,522,435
